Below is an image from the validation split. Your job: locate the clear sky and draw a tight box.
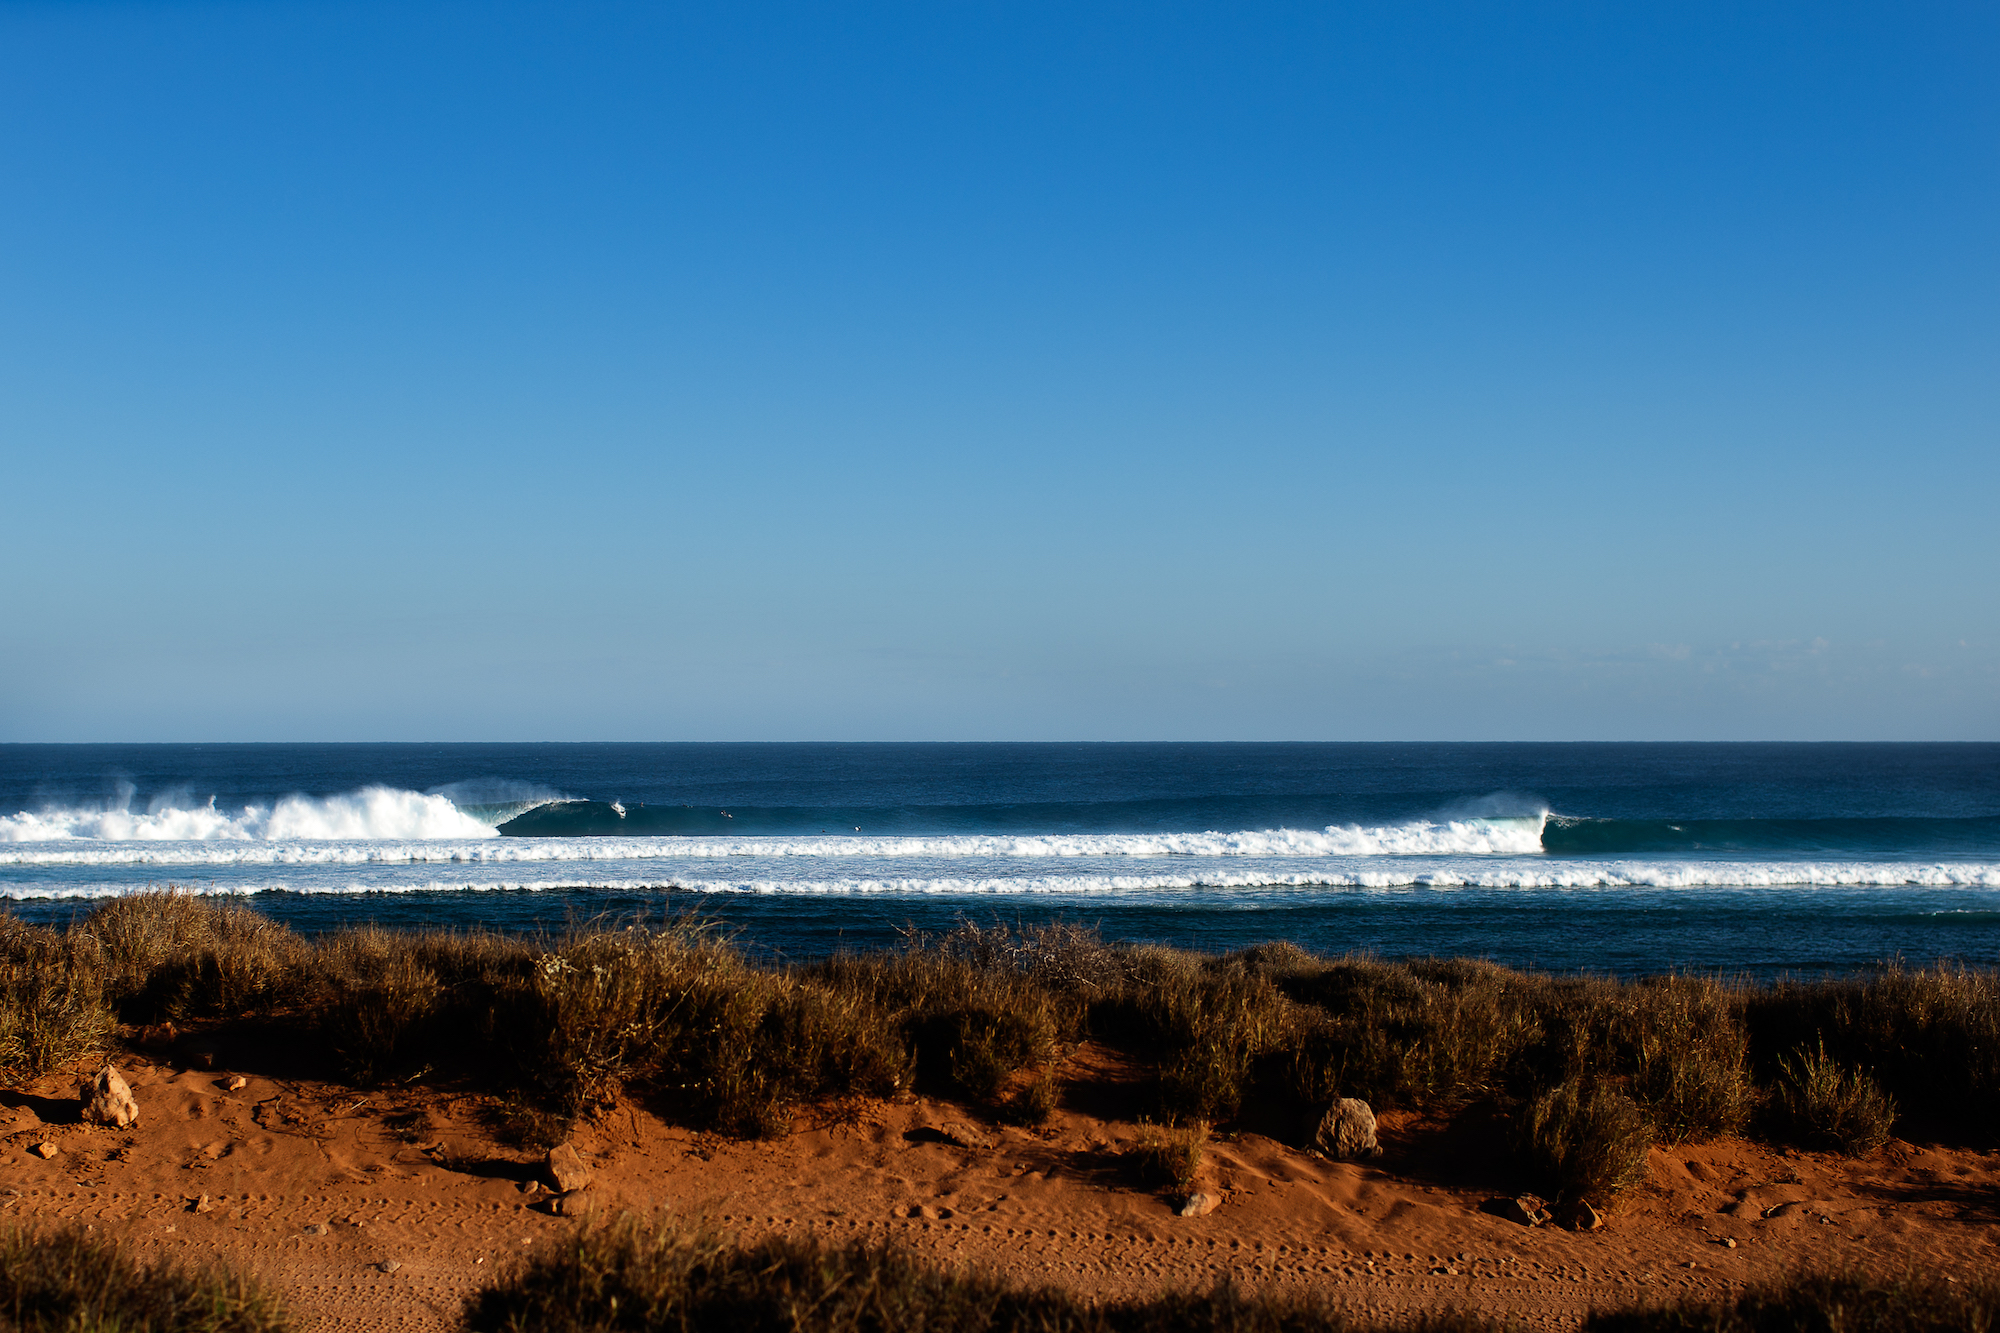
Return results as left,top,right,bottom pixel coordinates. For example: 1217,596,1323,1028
2,2,1994,741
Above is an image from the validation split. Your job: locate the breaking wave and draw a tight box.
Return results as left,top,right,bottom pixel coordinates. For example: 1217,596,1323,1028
0,815,1546,862
0,786,497,843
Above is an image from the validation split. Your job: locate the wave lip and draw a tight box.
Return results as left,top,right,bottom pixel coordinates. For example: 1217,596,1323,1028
0,786,497,843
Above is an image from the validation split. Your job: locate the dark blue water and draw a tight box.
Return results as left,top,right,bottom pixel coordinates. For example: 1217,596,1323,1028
3,743,1996,976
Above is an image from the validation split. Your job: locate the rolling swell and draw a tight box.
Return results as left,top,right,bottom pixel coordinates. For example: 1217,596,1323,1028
1543,815,2000,857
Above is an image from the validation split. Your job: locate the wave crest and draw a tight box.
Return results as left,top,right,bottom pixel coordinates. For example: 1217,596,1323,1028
0,787,498,843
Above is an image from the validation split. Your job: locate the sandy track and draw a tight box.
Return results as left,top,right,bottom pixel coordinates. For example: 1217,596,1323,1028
5,1045,1998,1331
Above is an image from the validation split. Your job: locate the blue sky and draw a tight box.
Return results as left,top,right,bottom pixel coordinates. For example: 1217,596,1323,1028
2,1,1994,741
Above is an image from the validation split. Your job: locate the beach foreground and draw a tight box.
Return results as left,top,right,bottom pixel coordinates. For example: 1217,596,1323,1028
4,1045,1999,1331
4,896,1999,1329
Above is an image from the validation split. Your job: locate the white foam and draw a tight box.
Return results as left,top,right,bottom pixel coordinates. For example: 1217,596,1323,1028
4,860,1997,900
0,816,1544,862
0,787,496,844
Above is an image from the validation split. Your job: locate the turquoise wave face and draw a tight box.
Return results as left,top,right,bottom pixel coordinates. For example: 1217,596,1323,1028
1542,815,2000,857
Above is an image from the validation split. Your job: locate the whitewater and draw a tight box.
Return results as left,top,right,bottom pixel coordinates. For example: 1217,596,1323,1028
3,743,1994,973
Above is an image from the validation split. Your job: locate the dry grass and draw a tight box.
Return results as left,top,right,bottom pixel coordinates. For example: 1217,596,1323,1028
1126,1121,1207,1196
0,917,113,1084
2,897,1995,1175
1515,1078,1653,1205
1770,1042,1897,1156
1584,1270,2000,1333
0,1224,287,1333
461,1212,1502,1333
465,1217,2000,1333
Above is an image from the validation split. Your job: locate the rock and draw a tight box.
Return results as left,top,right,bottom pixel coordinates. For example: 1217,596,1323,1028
188,1194,215,1215
545,1143,592,1193
1178,1191,1220,1217
303,1223,330,1236
226,1076,248,1092
377,1260,401,1274
30,1142,58,1160
1557,1199,1603,1232
1313,1098,1381,1159
549,1188,596,1217
937,1122,996,1151
1486,1194,1551,1227
79,1066,140,1129
906,1204,937,1219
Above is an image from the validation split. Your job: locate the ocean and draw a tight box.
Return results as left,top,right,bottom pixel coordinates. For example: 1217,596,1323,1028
2,742,1995,976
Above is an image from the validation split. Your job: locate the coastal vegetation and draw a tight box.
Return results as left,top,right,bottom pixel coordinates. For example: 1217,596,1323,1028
0,1224,286,1333
3,893,1993,1208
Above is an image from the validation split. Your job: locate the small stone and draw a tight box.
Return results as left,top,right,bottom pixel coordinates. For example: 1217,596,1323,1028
1490,1194,1551,1228
549,1189,596,1217
937,1122,996,1151
1178,1191,1219,1217
31,1142,58,1160
377,1261,401,1274
545,1143,592,1193
1721,1237,1737,1249
1313,1098,1381,1159
79,1066,140,1129
517,1179,543,1195
304,1223,330,1236
226,1076,248,1092
906,1204,936,1219
189,1194,214,1214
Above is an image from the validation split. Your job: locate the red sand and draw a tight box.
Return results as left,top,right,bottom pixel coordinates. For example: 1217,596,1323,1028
5,1042,1998,1331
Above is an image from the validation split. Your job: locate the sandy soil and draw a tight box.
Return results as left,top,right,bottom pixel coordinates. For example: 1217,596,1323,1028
5,1039,1997,1332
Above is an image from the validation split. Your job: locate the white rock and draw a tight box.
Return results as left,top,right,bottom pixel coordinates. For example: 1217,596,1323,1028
1178,1191,1219,1217
1314,1097,1379,1159
79,1066,140,1129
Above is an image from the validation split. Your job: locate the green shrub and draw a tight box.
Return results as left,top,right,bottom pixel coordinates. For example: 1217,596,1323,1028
0,1224,287,1333
1772,1042,1896,1156
1516,1078,1652,1205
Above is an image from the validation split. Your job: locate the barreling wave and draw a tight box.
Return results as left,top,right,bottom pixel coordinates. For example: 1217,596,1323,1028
5,859,1998,899
0,786,497,843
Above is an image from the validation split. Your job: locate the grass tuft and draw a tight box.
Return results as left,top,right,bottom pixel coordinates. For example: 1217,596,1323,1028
1772,1042,1897,1156
1125,1121,1207,1197
1516,1078,1652,1206
462,1213,1506,1333
0,1224,287,1333
1584,1270,2000,1333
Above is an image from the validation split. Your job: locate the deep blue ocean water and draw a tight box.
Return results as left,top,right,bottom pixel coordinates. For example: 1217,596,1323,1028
3,742,1996,976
